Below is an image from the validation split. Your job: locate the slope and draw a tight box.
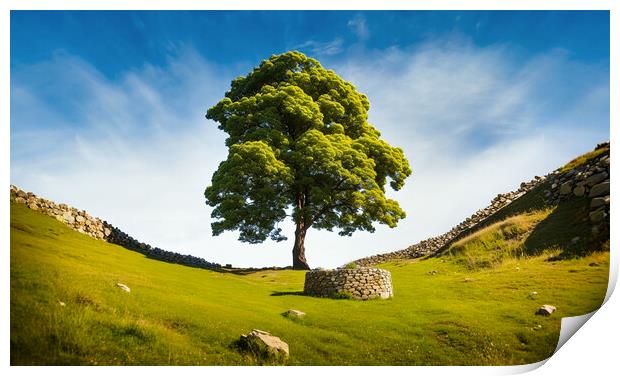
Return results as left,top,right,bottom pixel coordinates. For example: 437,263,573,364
10,201,609,365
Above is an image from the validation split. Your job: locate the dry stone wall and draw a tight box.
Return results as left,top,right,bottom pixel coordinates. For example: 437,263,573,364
352,141,611,267
10,186,222,270
304,267,393,300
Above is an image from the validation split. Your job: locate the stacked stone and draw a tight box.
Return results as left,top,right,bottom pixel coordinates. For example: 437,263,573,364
542,141,610,236
304,267,393,300
10,185,222,270
11,186,112,240
353,141,610,267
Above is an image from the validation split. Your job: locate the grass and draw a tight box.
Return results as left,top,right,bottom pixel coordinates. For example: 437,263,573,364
10,201,609,365
558,146,609,173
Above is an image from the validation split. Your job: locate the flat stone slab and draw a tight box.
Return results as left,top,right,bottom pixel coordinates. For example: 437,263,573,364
536,304,557,316
283,309,306,318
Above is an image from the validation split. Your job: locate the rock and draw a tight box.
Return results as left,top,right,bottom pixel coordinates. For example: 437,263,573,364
589,209,606,223
589,181,610,197
528,291,538,300
586,172,608,186
428,270,438,275
590,195,610,208
62,212,75,223
116,283,131,293
58,300,66,307
75,215,86,223
559,182,572,195
589,262,600,267
571,236,580,245
237,329,289,361
572,186,585,197
463,277,475,283
536,305,557,316
283,309,306,318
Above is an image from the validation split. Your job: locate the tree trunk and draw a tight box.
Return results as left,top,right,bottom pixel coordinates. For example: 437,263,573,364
292,221,310,270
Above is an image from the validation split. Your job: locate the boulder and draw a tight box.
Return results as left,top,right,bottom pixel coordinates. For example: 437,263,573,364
586,172,608,187
237,329,289,361
572,186,585,197
559,182,572,195
536,305,557,316
590,195,610,208
589,209,606,223
589,181,610,197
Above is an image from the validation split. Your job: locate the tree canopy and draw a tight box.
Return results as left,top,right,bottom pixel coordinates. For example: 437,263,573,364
205,51,412,269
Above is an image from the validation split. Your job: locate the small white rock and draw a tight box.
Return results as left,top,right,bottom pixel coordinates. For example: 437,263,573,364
116,283,131,293
58,300,66,307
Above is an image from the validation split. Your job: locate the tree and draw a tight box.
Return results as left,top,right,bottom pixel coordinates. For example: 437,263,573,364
205,51,412,270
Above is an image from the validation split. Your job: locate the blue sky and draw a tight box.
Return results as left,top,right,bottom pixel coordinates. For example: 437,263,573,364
11,11,610,268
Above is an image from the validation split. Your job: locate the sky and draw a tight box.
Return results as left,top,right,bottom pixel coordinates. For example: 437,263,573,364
10,11,610,268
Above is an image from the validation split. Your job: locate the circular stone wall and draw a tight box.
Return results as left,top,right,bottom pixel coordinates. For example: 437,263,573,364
303,267,393,300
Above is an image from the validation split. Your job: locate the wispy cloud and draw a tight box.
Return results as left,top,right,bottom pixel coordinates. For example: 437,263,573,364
11,37,608,268
293,38,344,56
347,14,370,41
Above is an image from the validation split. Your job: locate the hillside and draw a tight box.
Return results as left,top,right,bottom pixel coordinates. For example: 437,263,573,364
10,144,610,365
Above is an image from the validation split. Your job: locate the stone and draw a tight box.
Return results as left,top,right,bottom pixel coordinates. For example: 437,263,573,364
590,195,610,208
571,236,580,245
589,181,610,197
586,172,608,187
589,209,606,223
536,305,557,316
528,291,538,300
559,182,572,195
463,278,475,283
573,186,586,197
58,300,66,307
283,309,305,318
76,215,86,223
237,329,289,361
62,212,75,223
116,283,131,293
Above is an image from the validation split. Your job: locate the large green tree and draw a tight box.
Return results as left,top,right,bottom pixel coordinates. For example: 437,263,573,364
205,51,412,270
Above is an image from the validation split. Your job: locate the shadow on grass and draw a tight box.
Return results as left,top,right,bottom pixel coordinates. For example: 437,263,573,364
270,291,306,297
522,195,606,259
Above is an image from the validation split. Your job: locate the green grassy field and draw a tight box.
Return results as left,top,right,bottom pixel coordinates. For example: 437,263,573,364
10,201,609,365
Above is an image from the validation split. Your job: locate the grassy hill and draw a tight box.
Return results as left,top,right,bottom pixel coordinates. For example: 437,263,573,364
10,199,609,365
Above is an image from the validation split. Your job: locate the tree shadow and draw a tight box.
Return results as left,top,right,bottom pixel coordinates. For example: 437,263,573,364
270,291,306,297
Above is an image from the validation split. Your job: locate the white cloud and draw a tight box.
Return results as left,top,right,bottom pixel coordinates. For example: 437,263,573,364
294,38,344,56
11,39,608,269
347,14,369,41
